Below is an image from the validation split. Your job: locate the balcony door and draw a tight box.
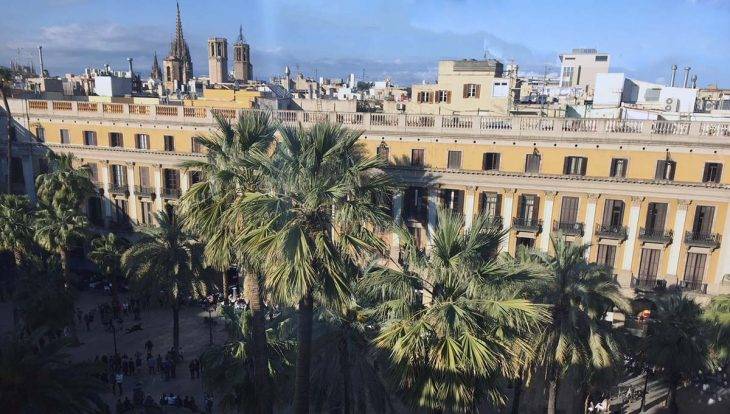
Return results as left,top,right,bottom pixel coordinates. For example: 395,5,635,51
559,196,579,224
683,253,707,284
638,248,661,281
479,192,501,220
645,202,667,233
602,199,624,227
518,195,539,225
691,206,715,235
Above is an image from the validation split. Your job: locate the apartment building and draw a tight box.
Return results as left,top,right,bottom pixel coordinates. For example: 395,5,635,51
3,98,730,300
559,48,610,96
408,59,517,115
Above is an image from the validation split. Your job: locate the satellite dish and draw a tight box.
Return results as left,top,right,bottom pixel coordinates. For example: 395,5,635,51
665,98,674,104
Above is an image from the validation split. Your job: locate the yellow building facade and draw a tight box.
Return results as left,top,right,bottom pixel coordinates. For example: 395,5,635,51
7,98,730,299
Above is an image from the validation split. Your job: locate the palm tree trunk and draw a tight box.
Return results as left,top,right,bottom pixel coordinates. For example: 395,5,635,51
110,272,120,309
172,303,180,356
339,332,351,414
547,377,559,414
511,374,523,414
222,269,229,304
243,270,272,414
294,290,314,414
59,248,71,288
13,249,22,268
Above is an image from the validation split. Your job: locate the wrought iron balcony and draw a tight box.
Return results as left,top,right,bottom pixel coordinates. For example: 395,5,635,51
684,231,721,248
630,276,667,291
109,183,128,195
484,215,503,227
161,187,181,199
135,186,155,197
595,224,628,240
638,228,672,244
678,280,708,294
553,220,584,236
512,217,542,233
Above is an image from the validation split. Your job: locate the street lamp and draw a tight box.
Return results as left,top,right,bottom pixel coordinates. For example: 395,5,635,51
207,296,216,346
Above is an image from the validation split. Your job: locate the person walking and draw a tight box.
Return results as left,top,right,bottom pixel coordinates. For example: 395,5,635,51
115,371,124,396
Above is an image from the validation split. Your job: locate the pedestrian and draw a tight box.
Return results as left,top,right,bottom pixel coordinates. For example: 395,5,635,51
189,360,195,379
145,339,154,355
147,355,155,375
85,313,92,331
115,371,124,395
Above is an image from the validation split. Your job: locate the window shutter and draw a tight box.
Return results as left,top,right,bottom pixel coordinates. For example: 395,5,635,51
580,157,588,175
563,157,570,174
700,206,715,234
655,160,664,179
429,92,435,104
655,203,667,231
463,84,468,98
446,90,451,103
667,161,676,180
533,196,540,221
475,84,481,98
716,164,723,182
602,199,614,225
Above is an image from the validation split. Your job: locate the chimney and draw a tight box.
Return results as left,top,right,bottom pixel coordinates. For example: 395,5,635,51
38,45,45,78
691,74,698,89
105,64,111,75
670,64,677,87
127,57,134,78
683,67,691,88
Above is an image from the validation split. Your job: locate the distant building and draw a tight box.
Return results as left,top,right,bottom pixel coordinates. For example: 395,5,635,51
233,26,252,82
207,38,228,84
594,73,698,114
95,75,132,97
408,59,517,115
163,2,194,92
559,48,610,96
150,52,162,82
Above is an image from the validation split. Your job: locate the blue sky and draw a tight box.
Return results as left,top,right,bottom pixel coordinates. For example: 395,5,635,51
1,0,729,86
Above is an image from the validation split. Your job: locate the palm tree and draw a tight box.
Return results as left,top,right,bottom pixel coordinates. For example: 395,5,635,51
88,233,128,309
0,337,106,414
35,151,95,210
644,294,712,414
179,112,277,414
703,294,730,369
522,236,629,414
360,210,548,413
0,194,34,267
122,211,206,354
34,203,88,287
237,122,396,414
200,306,295,413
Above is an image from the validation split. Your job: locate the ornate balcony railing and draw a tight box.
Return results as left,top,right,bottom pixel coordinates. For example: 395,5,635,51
630,276,666,291
512,217,542,233
109,183,128,195
595,223,628,240
553,220,584,236
684,231,721,248
161,187,181,199
678,280,708,294
135,186,155,197
638,228,673,244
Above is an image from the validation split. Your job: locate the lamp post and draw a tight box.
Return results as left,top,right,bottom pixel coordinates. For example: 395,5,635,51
207,296,216,346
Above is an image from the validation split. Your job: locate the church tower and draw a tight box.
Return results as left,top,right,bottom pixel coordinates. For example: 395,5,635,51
233,25,252,82
150,51,162,81
207,38,228,84
163,2,194,91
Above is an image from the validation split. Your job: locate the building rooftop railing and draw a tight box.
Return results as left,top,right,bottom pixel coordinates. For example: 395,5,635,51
12,98,730,141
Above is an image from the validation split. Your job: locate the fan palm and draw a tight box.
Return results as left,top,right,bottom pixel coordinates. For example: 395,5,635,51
0,338,107,414
35,151,95,210
200,305,295,413
237,122,396,414
703,294,730,368
122,211,207,354
644,294,712,414
522,236,629,414
34,203,88,287
179,111,277,414
360,209,548,413
88,233,128,309
0,194,34,267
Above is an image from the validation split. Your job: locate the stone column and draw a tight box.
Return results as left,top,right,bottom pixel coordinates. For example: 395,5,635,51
154,164,164,212
666,200,690,277
539,191,557,252
390,191,403,263
100,160,112,227
713,206,730,293
582,194,599,257
621,196,643,271
464,186,476,229
500,189,515,254
427,187,439,248
126,162,138,224
21,156,37,203
180,170,190,194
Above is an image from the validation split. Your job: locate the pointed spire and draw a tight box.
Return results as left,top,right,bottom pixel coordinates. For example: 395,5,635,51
237,25,245,43
151,51,162,80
